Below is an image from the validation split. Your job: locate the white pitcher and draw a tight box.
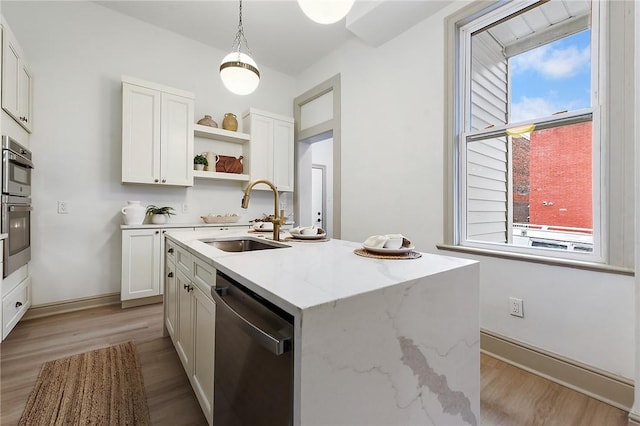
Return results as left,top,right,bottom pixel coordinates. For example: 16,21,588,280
204,152,219,172
121,201,146,225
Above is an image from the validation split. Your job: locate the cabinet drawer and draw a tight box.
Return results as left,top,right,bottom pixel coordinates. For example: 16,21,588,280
192,256,215,293
3,276,31,339
175,244,192,275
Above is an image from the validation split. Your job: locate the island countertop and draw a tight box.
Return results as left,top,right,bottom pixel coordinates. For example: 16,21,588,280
164,228,480,426
164,229,476,313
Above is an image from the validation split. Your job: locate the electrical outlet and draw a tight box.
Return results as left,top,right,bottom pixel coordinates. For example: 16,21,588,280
57,201,69,214
182,204,190,213
509,297,524,318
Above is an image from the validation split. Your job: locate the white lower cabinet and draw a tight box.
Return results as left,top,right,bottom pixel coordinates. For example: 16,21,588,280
121,227,197,303
2,275,31,339
191,284,216,424
164,239,216,425
1,257,32,341
123,225,248,304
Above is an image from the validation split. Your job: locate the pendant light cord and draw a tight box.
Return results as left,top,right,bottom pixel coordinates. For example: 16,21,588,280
231,0,252,57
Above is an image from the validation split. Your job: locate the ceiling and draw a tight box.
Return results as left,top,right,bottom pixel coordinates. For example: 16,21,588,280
95,1,356,76
95,1,452,77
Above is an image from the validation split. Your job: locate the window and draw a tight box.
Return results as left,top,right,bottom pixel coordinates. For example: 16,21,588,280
444,1,635,269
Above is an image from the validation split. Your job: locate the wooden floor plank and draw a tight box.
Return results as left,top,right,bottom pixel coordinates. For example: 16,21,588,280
0,303,630,425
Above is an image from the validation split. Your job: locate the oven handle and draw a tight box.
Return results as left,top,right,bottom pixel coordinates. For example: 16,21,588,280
8,151,34,169
8,205,32,212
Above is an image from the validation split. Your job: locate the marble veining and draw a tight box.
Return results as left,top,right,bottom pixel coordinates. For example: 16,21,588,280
398,336,477,426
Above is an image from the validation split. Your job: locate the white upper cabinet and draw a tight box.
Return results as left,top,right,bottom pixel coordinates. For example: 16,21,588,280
122,76,194,186
1,18,33,133
243,108,294,192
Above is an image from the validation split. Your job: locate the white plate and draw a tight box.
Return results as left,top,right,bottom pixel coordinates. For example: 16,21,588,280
363,244,415,255
289,232,327,240
250,228,275,233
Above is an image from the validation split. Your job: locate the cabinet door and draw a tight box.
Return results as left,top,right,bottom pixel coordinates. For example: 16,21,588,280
176,269,194,374
18,62,33,132
164,260,178,341
1,26,20,122
122,83,162,184
273,119,295,192
121,229,161,300
245,112,294,192
161,93,194,186
247,114,273,187
191,285,216,425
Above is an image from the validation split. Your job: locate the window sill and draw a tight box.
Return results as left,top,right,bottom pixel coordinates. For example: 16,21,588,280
436,244,634,276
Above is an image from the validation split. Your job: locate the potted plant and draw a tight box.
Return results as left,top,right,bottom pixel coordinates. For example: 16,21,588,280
194,154,208,171
146,205,175,224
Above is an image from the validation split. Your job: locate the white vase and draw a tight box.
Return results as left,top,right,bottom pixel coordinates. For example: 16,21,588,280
204,152,218,172
151,214,167,224
121,201,146,225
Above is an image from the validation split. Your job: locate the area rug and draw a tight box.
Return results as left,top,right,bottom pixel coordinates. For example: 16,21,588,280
18,341,150,425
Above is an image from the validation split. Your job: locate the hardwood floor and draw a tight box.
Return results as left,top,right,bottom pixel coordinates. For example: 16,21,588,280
0,303,630,425
0,303,206,425
481,354,628,426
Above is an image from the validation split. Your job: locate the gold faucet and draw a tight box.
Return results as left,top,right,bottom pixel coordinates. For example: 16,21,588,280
242,179,286,241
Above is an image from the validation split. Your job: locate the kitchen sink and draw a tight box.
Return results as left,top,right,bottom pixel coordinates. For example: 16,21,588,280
201,237,289,252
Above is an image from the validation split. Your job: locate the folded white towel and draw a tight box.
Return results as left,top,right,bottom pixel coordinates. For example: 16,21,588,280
363,234,411,249
290,226,325,236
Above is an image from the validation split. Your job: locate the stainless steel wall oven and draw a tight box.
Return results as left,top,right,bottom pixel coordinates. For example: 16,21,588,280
1,195,31,277
1,136,33,278
2,136,32,197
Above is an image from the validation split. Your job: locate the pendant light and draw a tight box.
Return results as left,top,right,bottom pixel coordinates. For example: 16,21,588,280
297,0,355,25
220,0,260,95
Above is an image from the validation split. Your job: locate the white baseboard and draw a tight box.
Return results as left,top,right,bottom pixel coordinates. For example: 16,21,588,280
628,411,640,425
22,293,121,321
481,329,634,412
121,295,163,309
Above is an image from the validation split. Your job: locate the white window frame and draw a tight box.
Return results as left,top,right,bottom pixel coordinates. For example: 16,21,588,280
442,0,635,273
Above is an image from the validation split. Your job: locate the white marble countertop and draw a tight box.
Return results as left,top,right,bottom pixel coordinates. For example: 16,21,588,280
165,229,476,314
120,221,295,230
120,222,252,230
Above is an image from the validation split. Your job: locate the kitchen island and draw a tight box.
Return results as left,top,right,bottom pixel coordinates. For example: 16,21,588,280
165,229,480,426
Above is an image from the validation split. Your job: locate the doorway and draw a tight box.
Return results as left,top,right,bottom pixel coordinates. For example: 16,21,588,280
293,74,342,238
312,165,326,230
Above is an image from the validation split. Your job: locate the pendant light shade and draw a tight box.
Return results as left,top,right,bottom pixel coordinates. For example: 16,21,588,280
220,52,260,96
219,0,260,95
297,0,355,24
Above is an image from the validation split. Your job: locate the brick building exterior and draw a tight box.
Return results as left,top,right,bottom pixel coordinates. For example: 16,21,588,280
523,122,592,229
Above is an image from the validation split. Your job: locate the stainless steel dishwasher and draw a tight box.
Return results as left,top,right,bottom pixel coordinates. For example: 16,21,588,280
211,271,294,426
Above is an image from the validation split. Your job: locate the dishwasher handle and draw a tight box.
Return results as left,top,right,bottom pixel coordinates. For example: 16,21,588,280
212,286,291,356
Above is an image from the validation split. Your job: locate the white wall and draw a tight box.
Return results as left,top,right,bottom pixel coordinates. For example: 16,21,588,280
2,1,296,305
295,2,635,379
